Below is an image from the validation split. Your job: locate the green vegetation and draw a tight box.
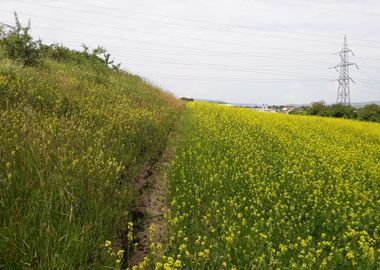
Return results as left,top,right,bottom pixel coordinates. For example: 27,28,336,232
0,17,180,269
290,101,380,123
179,97,194,102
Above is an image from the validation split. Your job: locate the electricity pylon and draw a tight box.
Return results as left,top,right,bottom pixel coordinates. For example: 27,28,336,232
332,35,359,104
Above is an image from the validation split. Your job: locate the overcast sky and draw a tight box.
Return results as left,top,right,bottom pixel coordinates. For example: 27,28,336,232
1,0,380,104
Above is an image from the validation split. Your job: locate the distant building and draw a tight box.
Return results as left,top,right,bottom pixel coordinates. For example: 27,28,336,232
252,107,277,113
280,107,295,114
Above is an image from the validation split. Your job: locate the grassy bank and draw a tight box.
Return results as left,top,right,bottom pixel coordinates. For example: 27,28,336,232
0,33,180,268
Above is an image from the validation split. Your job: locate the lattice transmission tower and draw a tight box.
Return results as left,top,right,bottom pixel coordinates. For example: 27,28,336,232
332,35,359,104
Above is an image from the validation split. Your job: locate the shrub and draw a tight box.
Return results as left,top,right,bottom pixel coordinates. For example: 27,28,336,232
0,13,41,66
357,104,380,123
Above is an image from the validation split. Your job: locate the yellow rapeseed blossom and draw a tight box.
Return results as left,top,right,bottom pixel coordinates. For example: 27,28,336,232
157,102,380,269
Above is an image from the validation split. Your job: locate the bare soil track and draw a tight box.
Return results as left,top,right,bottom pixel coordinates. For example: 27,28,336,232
126,120,180,267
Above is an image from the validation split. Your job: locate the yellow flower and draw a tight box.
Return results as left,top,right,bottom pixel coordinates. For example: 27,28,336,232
174,259,182,267
346,250,355,260
105,240,111,248
117,249,124,259
179,244,187,252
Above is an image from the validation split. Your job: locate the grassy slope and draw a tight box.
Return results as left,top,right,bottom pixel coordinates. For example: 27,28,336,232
0,49,180,269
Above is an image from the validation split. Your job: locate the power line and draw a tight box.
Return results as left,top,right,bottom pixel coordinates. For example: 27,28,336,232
143,73,331,82
12,0,380,45
256,0,380,17
111,53,332,79
0,16,335,79
2,20,336,56
0,18,341,69
66,1,380,45
30,36,332,78
0,9,342,53
355,83,380,94
42,37,333,63
94,47,334,67
4,3,380,50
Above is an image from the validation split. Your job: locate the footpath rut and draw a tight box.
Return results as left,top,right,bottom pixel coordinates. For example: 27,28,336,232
127,116,181,267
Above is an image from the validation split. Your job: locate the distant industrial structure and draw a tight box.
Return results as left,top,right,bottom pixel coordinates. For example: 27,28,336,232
255,104,294,114
220,103,295,114
332,36,359,104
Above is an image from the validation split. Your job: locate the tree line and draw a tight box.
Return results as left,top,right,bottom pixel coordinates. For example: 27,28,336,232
290,101,380,123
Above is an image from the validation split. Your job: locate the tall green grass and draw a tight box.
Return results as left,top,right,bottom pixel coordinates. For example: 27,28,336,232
0,46,180,269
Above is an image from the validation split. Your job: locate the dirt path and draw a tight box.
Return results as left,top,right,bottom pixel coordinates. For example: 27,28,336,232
128,120,180,266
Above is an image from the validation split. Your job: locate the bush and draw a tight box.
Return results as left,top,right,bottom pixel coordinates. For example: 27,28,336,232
306,101,326,115
319,104,355,119
1,14,121,72
180,97,194,102
357,104,380,123
0,13,41,66
299,101,380,123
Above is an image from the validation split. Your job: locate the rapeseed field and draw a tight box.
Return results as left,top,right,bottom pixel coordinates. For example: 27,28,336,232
145,102,380,269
